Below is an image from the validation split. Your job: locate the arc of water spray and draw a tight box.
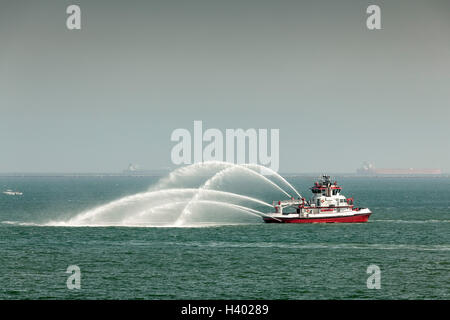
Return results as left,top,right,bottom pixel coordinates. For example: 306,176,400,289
181,161,300,198
178,164,291,225
192,200,282,223
59,161,290,227
196,188,273,207
242,163,302,199
203,164,292,198
162,161,301,198
176,164,291,225
125,190,273,221
64,188,273,226
121,201,189,226
122,199,278,226
151,161,231,191
67,188,195,223
194,200,281,222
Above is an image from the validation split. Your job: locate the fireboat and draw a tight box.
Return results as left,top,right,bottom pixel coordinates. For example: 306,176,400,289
263,175,371,223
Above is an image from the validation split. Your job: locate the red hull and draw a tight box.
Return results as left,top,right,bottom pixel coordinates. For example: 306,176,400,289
263,213,371,224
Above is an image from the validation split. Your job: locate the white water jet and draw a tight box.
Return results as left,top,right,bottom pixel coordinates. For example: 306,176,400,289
152,161,231,190
153,161,297,197
51,187,273,227
175,164,291,226
128,199,266,226
44,161,300,228
242,163,302,199
64,188,194,225
166,161,300,199
202,164,292,198
50,199,265,227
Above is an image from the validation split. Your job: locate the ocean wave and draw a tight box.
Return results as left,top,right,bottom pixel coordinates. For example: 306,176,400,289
1,221,42,226
1,220,257,228
371,219,450,224
162,241,450,251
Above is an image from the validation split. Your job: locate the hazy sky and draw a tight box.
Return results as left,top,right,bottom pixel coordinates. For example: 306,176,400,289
0,0,449,173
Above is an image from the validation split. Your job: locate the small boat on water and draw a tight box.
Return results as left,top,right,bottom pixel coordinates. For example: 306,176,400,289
3,189,23,196
263,175,371,223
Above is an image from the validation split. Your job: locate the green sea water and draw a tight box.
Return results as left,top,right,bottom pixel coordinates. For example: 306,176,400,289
0,175,448,299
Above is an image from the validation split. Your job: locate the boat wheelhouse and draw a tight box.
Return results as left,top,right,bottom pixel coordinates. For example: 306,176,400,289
263,175,371,223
